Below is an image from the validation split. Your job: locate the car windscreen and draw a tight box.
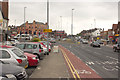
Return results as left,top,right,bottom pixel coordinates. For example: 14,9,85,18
12,49,26,58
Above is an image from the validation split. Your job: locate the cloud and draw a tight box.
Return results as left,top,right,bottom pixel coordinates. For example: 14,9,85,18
9,1,118,35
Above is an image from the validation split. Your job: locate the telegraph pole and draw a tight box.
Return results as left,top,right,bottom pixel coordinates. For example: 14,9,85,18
24,7,27,42
47,0,49,53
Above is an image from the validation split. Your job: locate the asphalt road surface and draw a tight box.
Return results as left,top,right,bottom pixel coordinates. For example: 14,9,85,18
58,42,119,78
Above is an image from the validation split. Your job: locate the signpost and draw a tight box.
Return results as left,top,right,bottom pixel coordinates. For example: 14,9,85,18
43,29,52,33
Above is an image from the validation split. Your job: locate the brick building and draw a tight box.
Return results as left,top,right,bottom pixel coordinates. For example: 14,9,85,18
16,20,47,36
0,0,9,41
49,30,67,39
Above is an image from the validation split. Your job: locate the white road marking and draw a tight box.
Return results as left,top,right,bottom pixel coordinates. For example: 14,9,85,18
86,61,95,65
37,67,41,70
94,52,101,55
106,56,118,61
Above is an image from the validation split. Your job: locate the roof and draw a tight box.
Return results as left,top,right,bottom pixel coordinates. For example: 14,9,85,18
112,24,118,30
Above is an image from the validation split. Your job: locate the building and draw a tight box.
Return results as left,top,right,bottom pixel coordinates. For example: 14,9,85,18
49,30,67,39
16,20,47,36
0,0,9,41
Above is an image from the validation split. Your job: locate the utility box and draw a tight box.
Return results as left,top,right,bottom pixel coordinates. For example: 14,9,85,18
53,46,59,53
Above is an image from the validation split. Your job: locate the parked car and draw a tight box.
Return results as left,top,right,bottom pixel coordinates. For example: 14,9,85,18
0,45,28,68
62,38,67,41
16,42,44,60
14,34,32,40
113,43,120,52
10,39,20,46
24,52,39,67
0,60,28,80
90,41,100,47
40,41,51,52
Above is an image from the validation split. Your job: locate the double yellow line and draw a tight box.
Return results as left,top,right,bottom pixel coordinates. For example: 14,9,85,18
60,48,81,80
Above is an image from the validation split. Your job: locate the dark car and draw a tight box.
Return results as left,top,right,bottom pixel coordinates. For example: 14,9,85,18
113,43,120,52
0,60,28,80
90,41,100,47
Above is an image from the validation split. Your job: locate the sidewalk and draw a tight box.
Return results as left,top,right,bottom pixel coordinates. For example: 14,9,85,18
29,49,70,78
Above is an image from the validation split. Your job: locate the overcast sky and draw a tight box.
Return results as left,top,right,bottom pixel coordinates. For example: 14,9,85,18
9,0,119,35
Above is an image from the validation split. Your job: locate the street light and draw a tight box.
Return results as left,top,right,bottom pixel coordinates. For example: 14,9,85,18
71,9,74,36
60,16,62,31
24,7,27,34
47,0,49,53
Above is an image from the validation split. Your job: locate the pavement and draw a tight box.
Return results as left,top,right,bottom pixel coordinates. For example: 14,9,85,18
29,49,70,78
58,42,119,79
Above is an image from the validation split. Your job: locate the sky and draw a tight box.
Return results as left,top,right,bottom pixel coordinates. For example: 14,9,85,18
8,0,119,35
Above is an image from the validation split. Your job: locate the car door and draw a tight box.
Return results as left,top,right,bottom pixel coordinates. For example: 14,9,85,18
0,49,16,64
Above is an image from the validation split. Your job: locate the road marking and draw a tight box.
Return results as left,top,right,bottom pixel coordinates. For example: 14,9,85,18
60,48,81,80
106,56,118,61
94,52,101,55
86,61,95,65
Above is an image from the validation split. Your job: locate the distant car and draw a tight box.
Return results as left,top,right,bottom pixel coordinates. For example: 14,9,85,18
81,39,88,44
0,45,28,68
14,34,32,40
90,41,100,47
0,60,28,80
16,42,44,60
50,38,56,43
96,40,103,44
62,38,67,41
113,43,120,52
24,52,39,67
10,39,20,46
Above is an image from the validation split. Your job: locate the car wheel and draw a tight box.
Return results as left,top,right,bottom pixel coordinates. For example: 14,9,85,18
113,48,117,52
47,52,49,55
34,53,40,60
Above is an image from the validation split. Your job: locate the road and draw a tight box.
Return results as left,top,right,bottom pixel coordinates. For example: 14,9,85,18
58,42,119,78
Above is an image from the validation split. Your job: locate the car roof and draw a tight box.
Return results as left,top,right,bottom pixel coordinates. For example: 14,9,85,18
17,42,40,44
0,45,13,48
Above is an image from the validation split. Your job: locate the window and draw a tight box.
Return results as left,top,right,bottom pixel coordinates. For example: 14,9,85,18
16,44,25,49
0,50,11,59
39,44,43,49
25,44,33,49
12,49,25,58
33,45,37,49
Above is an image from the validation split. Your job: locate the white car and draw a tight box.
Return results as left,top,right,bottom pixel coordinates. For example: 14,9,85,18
14,34,32,40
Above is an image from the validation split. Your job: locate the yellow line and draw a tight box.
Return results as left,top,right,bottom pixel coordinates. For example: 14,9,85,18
64,53,81,80
60,47,81,80
61,49,76,79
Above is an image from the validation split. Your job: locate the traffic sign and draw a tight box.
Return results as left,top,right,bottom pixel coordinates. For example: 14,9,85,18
43,29,52,32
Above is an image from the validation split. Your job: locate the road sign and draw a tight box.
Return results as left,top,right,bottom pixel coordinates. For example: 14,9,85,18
43,29,52,32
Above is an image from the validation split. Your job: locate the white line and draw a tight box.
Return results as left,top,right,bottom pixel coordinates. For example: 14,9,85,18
106,56,118,61
94,52,101,55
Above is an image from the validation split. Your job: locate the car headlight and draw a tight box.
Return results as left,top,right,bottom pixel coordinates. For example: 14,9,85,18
32,57,36,60
5,74,17,79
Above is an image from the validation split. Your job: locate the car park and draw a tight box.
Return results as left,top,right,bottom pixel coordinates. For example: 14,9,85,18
16,42,44,60
90,41,100,47
81,39,88,44
0,45,28,68
0,60,28,80
24,52,39,67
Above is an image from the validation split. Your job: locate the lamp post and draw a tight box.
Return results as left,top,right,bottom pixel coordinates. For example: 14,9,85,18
24,7,27,34
60,16,62,31
71,9,74,40
47,0,49,53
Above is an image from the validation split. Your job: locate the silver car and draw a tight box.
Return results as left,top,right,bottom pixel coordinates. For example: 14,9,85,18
0,45,28,68
16,42,44,60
